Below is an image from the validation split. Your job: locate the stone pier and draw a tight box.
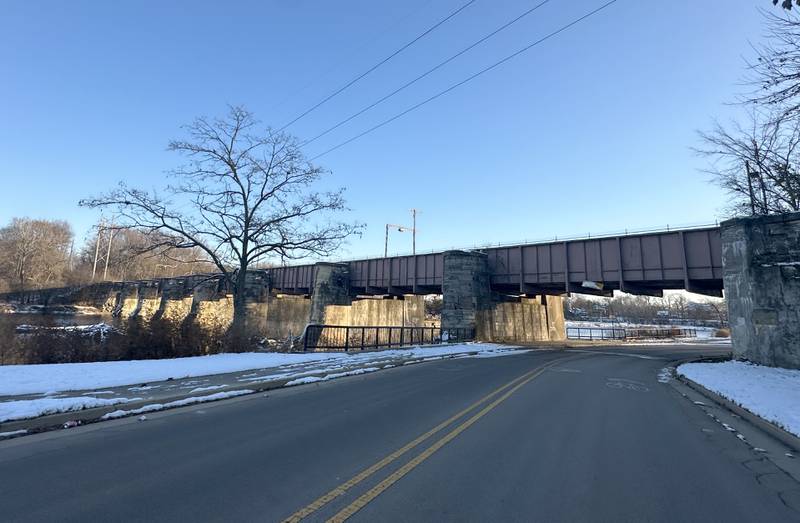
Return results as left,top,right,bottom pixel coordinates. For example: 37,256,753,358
441,250,565,342
722,212,800,368
309,263,352,325
441,251,492,338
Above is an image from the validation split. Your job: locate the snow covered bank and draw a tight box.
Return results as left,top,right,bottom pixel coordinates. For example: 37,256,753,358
678,360,800,437
0,343,521,396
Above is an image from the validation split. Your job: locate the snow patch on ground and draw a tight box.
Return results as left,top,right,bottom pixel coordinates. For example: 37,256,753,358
678,360,800,437
0,429,28,438
284,376,324,386
101,390,254,420
0,343,518,396
188,385,227,394
284,367,381,387
0,344,532,422
0,396,138,422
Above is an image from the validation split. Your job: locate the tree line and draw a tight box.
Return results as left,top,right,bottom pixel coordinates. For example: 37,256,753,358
0,218,215,293
566,294,728,326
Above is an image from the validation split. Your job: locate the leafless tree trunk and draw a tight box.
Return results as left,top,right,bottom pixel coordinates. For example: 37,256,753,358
81,106,361,345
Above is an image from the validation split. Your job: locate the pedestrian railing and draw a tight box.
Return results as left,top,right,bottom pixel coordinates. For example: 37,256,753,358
566,327,697,341
302,325,475,352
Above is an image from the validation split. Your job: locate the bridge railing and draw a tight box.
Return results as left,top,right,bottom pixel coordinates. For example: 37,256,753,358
302,325,475,352
566,327,697,341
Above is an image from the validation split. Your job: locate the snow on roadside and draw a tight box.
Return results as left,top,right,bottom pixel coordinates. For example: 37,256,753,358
0,396,139,423
101,390,254,420
188,385,227,394
678,360,800,437
0,343,518,396
0,429,28,438
284,367,381,386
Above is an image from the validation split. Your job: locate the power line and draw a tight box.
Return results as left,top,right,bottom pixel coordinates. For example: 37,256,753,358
302,0,551,147
268,1,435,115
310,0,619,161
280,0,478,131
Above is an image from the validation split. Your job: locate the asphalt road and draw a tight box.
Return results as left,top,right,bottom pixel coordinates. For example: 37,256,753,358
1,343,799,522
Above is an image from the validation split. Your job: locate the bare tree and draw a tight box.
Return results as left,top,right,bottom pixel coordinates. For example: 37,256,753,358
746,11,800,120
72,227,216,282
704,298,728,326
696,109,800,215
81,106,361,339
667,294,688,321
0,218,73,292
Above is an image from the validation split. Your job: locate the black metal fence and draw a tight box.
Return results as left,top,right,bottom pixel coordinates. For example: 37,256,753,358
566,326,698,341
302,325,474,352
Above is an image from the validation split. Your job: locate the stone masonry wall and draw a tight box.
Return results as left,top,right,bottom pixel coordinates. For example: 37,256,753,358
322,296,425,327
309,263,352,324
441,251,491,336
722,212,800,369
265,296,311,339
476,295,565,343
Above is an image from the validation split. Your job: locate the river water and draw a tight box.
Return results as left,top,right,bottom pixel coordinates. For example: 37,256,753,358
0,313,117,329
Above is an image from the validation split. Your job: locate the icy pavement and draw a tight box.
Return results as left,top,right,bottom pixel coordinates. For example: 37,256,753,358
0,344,529,423
678,360,800,437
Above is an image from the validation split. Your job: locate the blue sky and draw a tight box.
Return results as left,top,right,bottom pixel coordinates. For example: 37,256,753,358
0,1,771,260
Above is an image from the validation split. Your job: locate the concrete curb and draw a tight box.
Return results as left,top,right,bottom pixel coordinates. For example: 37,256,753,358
673,358,800,454
0,348,491,440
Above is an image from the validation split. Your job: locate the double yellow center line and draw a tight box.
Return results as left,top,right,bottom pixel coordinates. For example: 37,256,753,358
284,356,568,522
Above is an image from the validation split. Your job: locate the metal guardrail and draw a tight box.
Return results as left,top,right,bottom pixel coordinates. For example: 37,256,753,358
566,327,698,341
303,325,475,352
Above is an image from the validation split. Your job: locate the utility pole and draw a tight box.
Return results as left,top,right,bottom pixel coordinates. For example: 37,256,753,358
91,219,116,281
91,220,103,282
383,209,419,257
410,208,418,256
68,239,75,271
102,221,115,281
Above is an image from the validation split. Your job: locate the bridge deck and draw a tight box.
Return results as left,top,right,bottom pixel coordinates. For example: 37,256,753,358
268,226,723,297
